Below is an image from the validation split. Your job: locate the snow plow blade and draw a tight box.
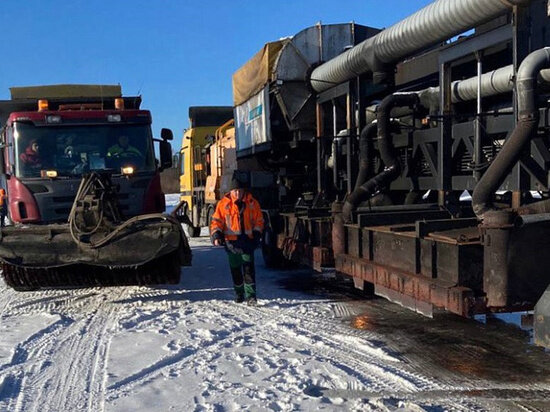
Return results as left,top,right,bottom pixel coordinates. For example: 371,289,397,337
0,215,192,290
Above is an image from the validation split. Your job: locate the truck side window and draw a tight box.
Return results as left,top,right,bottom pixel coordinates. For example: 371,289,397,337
180,152,185,175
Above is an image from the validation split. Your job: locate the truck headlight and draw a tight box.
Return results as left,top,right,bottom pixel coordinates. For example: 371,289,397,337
40,170,58,178
121,166,134,175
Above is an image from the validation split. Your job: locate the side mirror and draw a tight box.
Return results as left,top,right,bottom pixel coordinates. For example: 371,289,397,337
161,128,173,141
159,140,172,171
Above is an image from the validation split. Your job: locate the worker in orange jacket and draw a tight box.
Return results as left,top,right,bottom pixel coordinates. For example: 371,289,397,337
210,174,264,304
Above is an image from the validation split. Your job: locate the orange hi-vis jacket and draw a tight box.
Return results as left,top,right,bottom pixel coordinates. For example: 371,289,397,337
210,192,264,241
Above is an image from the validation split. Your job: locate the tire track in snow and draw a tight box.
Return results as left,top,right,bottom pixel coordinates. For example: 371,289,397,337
34,288,131,412
104,295,520,411
0,316,73,412
104,298,439,404
0,277,16,319
247,302,549,411
105,300,265,401
7,291,100,317
228,301,442,394
0,287,133,412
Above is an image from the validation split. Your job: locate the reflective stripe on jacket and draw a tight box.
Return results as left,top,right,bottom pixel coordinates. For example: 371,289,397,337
210,192,264,241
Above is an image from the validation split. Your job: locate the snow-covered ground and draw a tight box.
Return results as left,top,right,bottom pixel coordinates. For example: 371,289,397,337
0,195,548,411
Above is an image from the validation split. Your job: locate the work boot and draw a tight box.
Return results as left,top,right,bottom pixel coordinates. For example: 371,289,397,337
234,284,245,303
244,283,256,305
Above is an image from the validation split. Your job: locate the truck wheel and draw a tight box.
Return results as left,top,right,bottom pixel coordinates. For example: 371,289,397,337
187,225,201,238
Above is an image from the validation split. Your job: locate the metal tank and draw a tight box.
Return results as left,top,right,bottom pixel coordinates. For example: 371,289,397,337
233,23,380,154
272,23,380,132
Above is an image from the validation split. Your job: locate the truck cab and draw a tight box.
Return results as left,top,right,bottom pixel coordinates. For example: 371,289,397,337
0,85,173,224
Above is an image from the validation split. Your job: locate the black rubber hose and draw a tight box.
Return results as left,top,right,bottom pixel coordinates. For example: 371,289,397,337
342,93,419,223
341,122,377,224
353,121,378,192
472,47,550,218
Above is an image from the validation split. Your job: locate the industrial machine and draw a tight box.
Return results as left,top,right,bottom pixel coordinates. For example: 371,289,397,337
230,0,550,348
0,85,192,289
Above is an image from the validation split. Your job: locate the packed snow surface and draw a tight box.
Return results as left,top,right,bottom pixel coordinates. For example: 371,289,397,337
0,196,548,411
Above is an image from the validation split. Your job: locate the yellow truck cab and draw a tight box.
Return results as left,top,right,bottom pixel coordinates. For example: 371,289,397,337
178,106,233,237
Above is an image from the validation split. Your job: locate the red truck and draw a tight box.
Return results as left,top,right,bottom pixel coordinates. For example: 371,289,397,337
0,85,191,290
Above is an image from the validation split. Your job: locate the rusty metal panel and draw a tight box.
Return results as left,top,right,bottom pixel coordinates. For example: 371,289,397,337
345,224,362,257
312,246,334,272
335,254,481,317
455,244,482,289
359,210,450,227
376,284,434,317
358,260,375,283
420,238,436,278
421,237,483,287
436,242,461,284
361,228,373,261
416,276,433,302
372,232,418,274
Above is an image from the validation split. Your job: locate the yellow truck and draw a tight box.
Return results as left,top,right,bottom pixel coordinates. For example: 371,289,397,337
176,106,233,237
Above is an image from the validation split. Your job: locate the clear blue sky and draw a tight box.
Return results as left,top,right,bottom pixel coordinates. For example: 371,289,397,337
0,0,431,149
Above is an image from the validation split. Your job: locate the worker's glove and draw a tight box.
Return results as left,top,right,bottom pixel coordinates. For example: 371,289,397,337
211,231,225,246
253,230,262,248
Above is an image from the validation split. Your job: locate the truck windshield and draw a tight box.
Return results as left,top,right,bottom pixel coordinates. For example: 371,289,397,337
13,123,156,178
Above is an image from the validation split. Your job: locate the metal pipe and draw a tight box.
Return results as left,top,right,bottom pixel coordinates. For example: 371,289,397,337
346,93,353,194
346,135,352,194
354,122,377,192
416,65,514,109
480,210,514,307
415,65,550,110
342,93,418,223
366,64,539,122
332,102,338,189
472,47,550,218
311,0,530,92
474,53,483,181
331,200,345,257
317,138,322,193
